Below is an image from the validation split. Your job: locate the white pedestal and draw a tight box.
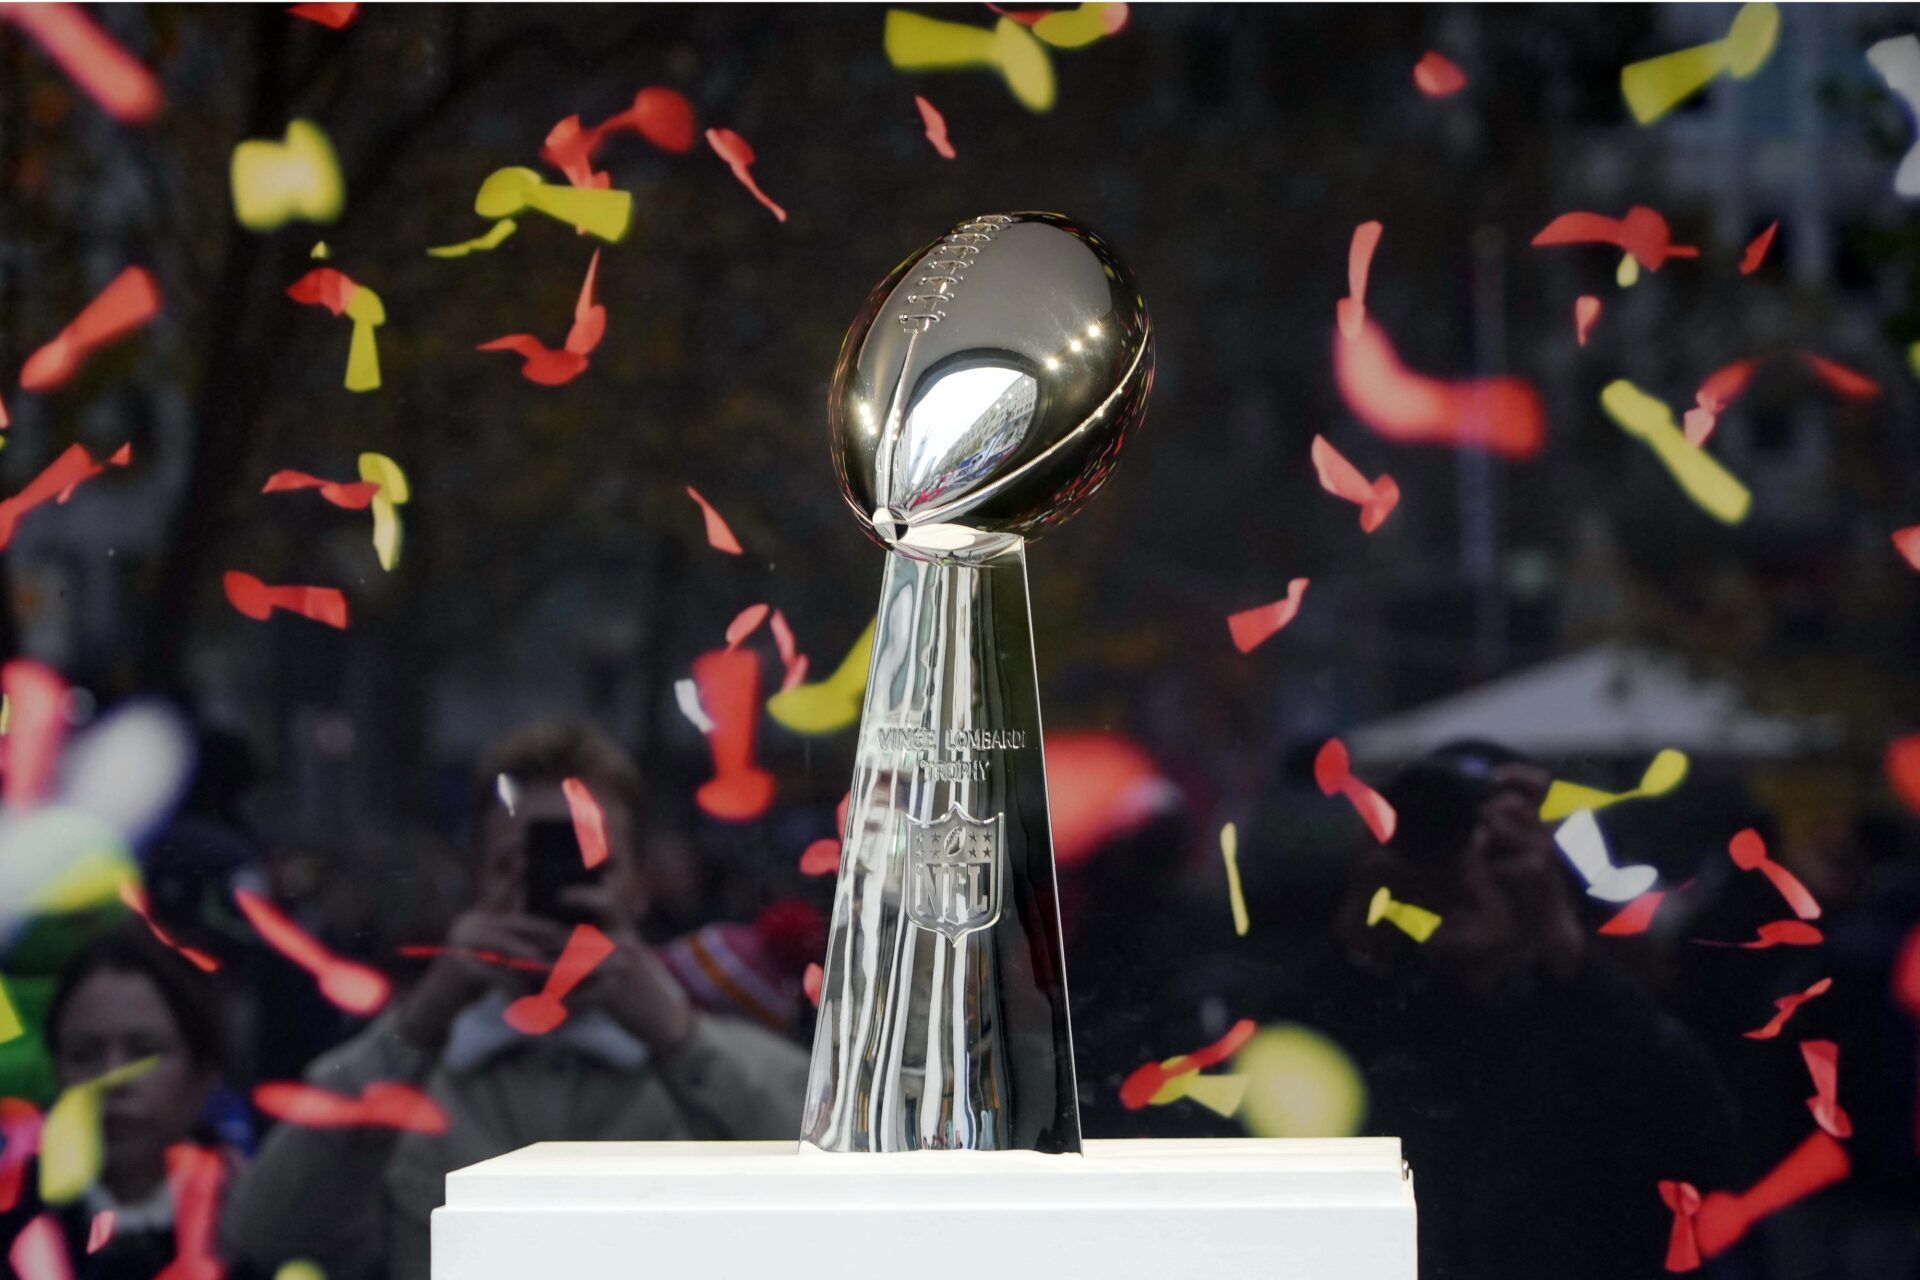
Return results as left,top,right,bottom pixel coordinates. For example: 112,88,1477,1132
431,1138,1416,1280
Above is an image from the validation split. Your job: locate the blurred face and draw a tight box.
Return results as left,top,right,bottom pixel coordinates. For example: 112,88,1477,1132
54,969,211,1194
477,780,645,921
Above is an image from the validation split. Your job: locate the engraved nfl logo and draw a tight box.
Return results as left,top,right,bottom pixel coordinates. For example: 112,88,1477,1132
905,802,1004,941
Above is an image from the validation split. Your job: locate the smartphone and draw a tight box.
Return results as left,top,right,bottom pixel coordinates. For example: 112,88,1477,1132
523,819,602,921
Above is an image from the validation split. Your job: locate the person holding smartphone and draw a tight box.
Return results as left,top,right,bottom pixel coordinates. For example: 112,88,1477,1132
225,722,810,1280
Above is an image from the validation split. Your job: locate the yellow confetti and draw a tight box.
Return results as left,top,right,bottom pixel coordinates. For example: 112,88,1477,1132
41,1058,157,1204
1032,2,1125,49
276,1262,326,1280
427,219,518,259
474,168,631,243
1601,380,1751,524
0,978,21,1045
1616,253,1640,288
1621,2,1779,125
1540,748,1688,821
1153,1071,1250,1118
767,618,875,735
884,11,1057,113
358,452,409,571
341,285,385,393
310,241,330,260
1235,1024,1366,1139
230,119,344,231
1909,341,1919,379
1220,821,1249,936
1366,885,1441,943
1,694,9,734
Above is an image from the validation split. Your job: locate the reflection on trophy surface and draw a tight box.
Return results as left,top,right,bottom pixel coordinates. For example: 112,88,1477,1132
801,212,1153,1152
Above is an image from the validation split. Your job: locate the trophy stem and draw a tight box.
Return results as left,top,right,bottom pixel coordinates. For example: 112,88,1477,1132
800,543,1081,1153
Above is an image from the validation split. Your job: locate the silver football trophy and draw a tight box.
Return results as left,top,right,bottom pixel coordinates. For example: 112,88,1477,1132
801,213,1154,1153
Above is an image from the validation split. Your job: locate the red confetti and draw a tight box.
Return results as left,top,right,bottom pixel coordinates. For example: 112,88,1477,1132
1336,220,1383,341
261,469,380,510
1739,221,1778,274
8,1214,71,1280
118,882,220,973
769,608,809,691
1682,356,1761,446
1227,578,1309,654
1696,919,1824,949
285,266,358,316
19,267,161,392
1893,527,1920,571
627,87,697,153
1575,295,1602,347
1,660,69,811
1333,316,1546,457
705,128,787,223
1659,1180,1702,1272
223,571,348,629
0,1100,43,1214
158,1143,223,1280
1,5,162,124
799,793,850,877
1531,206,1700,272
1311,434,1399,532
561,776,609,870
1119,1018,1258,1110
725,603,770,651
540,115,612,190
235,886,390,1013
541,89,696,188
1412,50,1468,97
288,3,358,28
477,250,605,386
1597,889,1668,936
253,1081,447,1133
803,961,823,1007
1743,977,1832,1040
395,944,548,974
1800,1040,1852,1139
1314,737,1397,843
915,95,957,159
1727,828,1820,919
687,486,745,555
691,647,776,821
502,923,614,1035
1674,1131,1852,1265
84,1212,113,1256
1887,734,1920,814
0,443,131,551
1798,351,1880,400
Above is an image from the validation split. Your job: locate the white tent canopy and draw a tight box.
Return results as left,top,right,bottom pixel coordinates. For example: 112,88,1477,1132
1345,644,1835,765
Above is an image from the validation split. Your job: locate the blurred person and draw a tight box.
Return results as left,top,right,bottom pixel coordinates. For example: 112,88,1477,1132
0,925,241,1280
223,722,809,1280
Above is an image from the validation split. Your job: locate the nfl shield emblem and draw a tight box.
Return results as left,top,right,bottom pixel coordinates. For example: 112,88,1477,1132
905,802,1004,941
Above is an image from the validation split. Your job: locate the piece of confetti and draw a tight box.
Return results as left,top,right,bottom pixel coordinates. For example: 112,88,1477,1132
357,452,408,571
1867,35,1920,197
1696,919,1824,949
1334,316,1546,457
673,678,714,734
914,94,957,159
503,923,614,1035
767,618,874,735
223,571,348,629
0,443,132,552
426,219,517,258
1366,886,1441,942
884,11,1055,113
84,1212,113,1256
561,777,609,870
803,962,823,1007
253,1081,448,1133
799,793,850,877
1311,434,1399,532
1683,357,1761,445
1661,1130,1850,1271
725,603,771,651
261,469,380,510
1894,527,1920,571
1728,828,1820,919
396,944,547,973
1336,221,1383,341
8,1214,71,1280
1573,296,1601,348
624,87,698,152
40,1059,155,1204
1541,749,1688,820
235,887,389,1012
542,87,697,189
1744,977,1832,1040
1227,578,1309,654
686,485,745,555
1119,1018,1258,1110
1220,821,1249,936
0,660,67,810
1,4,162,124
286,267,384,391
705,128,788,223
1621,2,1779,126
289,3,358,28
160,1144,223,1280
117,881,220,972
769,609,808,691
1532,206,1700,272
1235,1023,1367,1138
1740,221,1778,274
18,266,161,393
1029,3,1126,48
1412,50,1467,97
0,1100,40,1214
692,648,776,820
1600,380,1750,524
1798,351,1879,400
1314,737,1396,842
1552,809,1660,903
1887,734,1920,814
474,167,632,242
231,119,344,231
478,250,606,386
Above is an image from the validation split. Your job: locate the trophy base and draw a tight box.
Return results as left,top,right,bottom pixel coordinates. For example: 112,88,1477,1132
431,1138,1416,1279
